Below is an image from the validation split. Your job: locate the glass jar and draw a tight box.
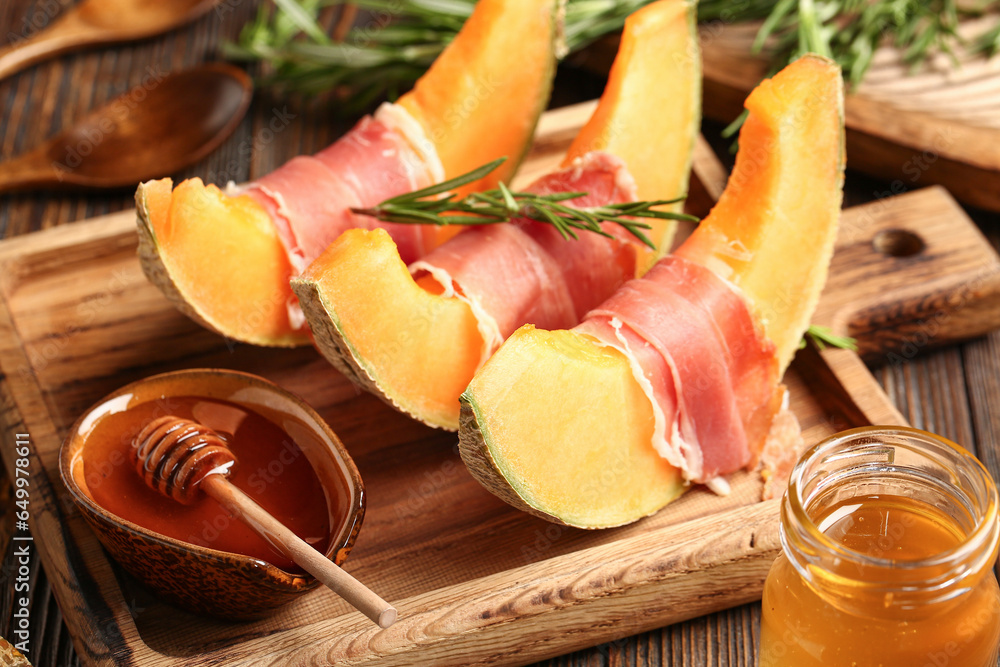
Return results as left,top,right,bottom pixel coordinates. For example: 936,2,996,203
759,426,1000,667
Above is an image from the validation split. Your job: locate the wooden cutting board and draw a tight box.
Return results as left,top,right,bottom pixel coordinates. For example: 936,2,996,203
575,17,1000,212
2,101,1000,667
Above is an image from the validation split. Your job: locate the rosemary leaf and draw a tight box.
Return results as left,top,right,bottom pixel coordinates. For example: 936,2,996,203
352,159,697,249
384,157,506,204
534,204,582,242
497,181,519,213
544,191,590,202
799,325,858,351
977,20,1000,56
271,0,332,44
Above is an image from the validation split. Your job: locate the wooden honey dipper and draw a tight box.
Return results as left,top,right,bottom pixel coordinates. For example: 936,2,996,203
130,415,397,628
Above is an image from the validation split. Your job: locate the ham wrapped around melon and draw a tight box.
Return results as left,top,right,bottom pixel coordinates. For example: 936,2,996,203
244,105,444,274
293,0,701,429
574,255,782,494
409,151,641,362
458,54,845,528
136,0,561,346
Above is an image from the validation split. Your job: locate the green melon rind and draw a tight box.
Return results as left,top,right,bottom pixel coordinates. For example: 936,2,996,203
290,274,456,430
134,182,308,348
457,329,686,529
458,392,580,526
455,0,703,528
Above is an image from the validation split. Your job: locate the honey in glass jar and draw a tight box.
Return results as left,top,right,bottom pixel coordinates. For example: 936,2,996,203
759,426,1000,667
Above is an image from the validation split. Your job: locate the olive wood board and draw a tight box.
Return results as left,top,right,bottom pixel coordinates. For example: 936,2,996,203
2,101,1000,666
575,15,1000,212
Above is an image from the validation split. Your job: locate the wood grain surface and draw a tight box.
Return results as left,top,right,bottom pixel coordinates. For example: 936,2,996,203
0,2,999,666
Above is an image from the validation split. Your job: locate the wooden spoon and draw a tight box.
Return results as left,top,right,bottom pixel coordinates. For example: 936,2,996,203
0,0,220,81
130,415,398,629
0,63,252,193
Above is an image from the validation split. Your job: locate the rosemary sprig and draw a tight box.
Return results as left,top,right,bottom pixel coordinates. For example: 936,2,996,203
799,325,858,351
977,18,1000,57
357,159,856,353
226,0,1000,107
224,0,654,107
703,0,974,87
351,158,697,249
224,0,467,106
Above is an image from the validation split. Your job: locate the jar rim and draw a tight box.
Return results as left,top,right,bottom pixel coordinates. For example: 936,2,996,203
785,425,999,573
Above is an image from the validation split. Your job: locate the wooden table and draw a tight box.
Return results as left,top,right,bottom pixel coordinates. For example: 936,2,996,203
2,2,999,665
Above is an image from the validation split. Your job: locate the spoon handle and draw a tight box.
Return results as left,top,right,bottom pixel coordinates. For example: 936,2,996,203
200,474,398,629
0,9,102,81
0,151,61,194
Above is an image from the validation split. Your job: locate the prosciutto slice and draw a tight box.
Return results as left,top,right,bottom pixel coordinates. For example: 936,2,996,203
243,103,444,274
410,151,640,360
576,255,781,490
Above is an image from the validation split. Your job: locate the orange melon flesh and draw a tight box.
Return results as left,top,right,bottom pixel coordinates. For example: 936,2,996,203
398,0,559,198
677,55,845,372
565,0,700,261
291,229,483,430
136,178,306,347
138,0,559,345
459,55,845,528
297,0,701,430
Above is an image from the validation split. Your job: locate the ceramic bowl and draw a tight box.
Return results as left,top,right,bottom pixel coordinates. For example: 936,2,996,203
59,368,365,619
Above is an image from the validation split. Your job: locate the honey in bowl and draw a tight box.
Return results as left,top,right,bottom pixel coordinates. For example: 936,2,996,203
760,426,1000,666
60,369,367,618
82,395,334,574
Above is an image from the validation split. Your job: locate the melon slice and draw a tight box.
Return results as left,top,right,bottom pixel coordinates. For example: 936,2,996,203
564,0,700,262
398,0,560,196
294,228,482,428
460,325,684,527
136,178,306,346
459,55,845,528
293,0,702,430
676,56,846,372
137,0,560,346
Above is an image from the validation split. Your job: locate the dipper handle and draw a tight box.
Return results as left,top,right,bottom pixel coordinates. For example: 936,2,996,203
130,415,396,628
201,476,397,628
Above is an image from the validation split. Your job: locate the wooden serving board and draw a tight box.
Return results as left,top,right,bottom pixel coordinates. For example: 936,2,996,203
2,101,1000,667
576,16,1000,212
